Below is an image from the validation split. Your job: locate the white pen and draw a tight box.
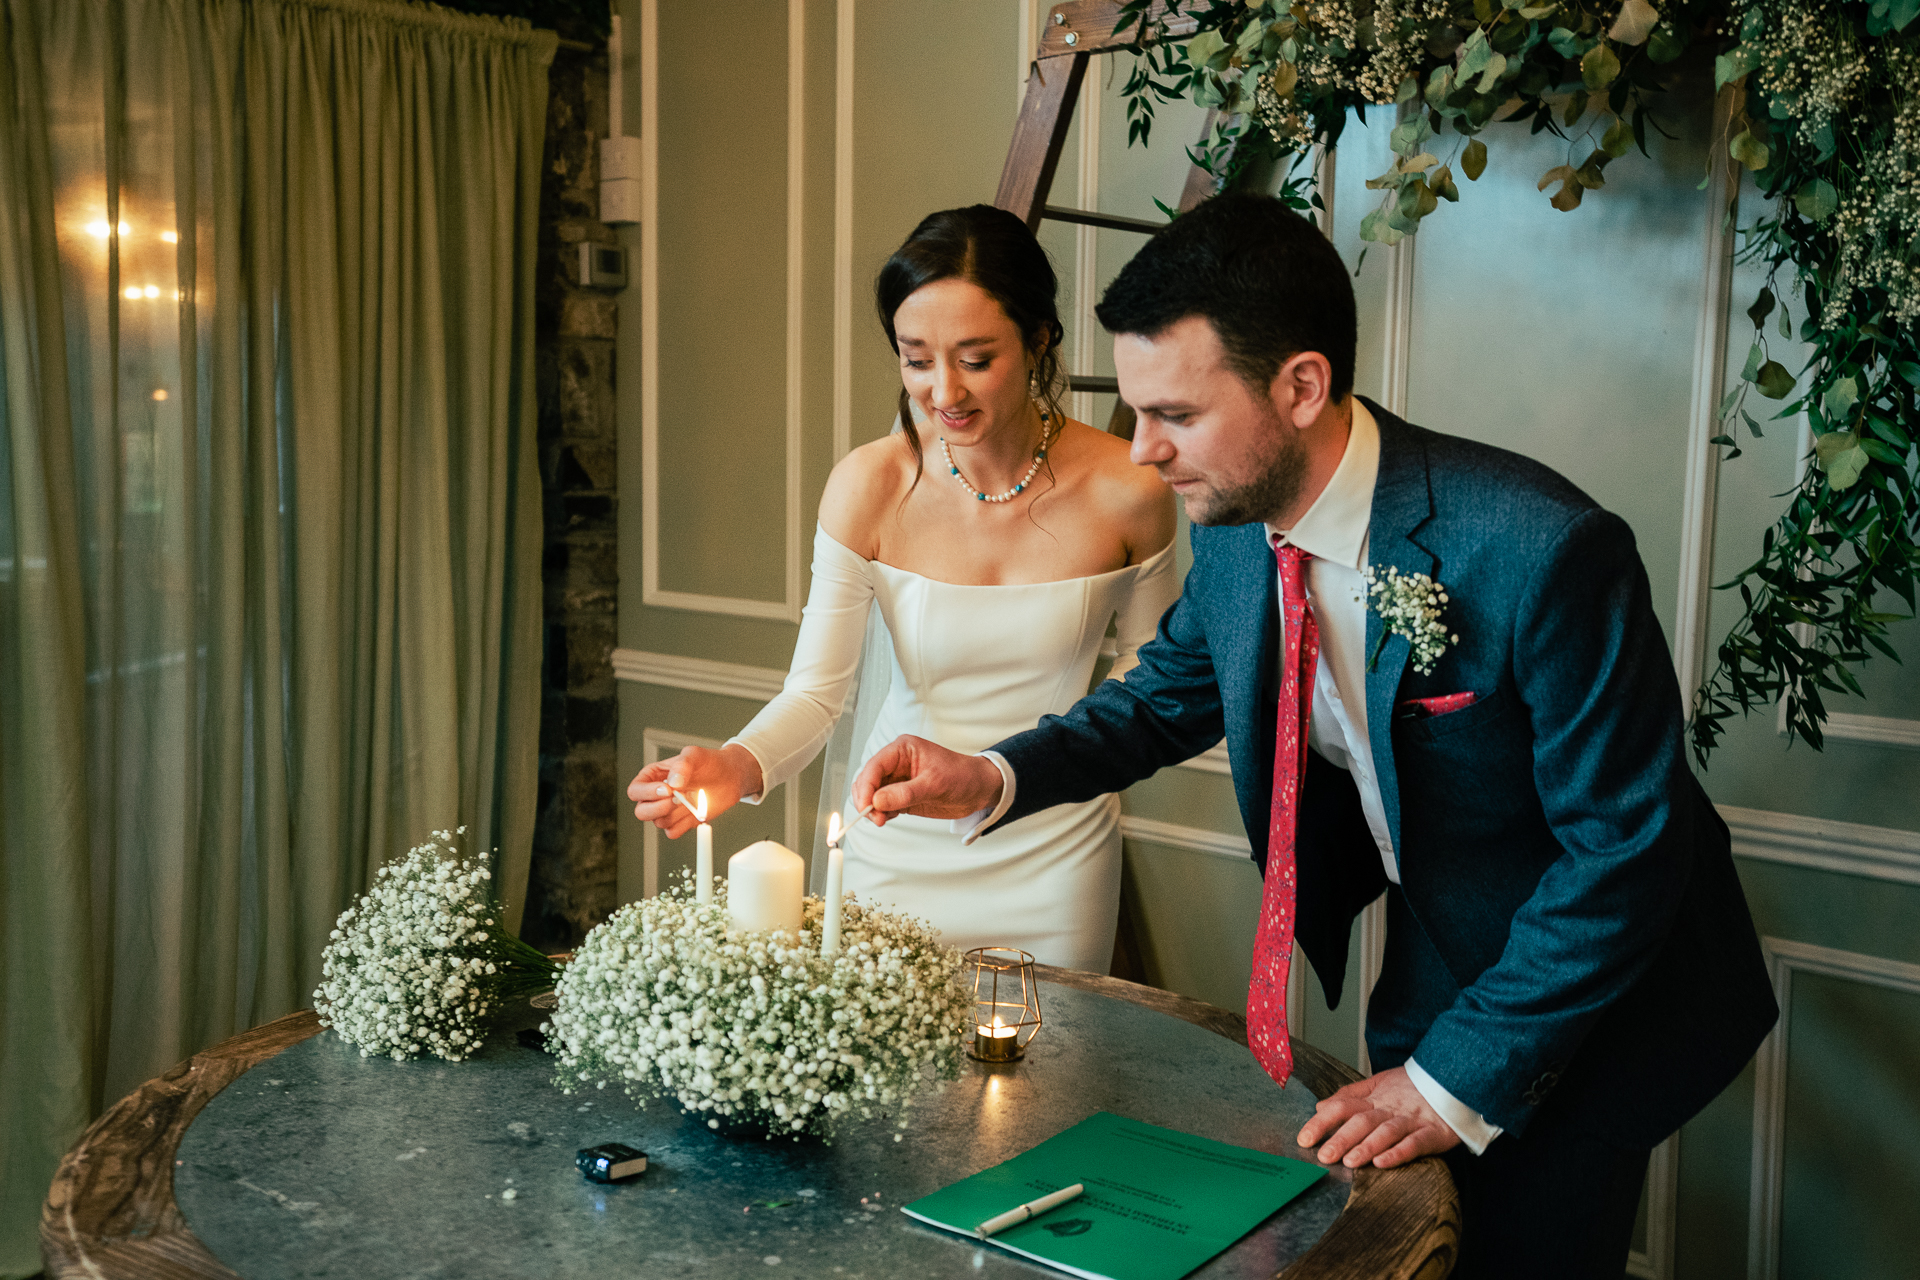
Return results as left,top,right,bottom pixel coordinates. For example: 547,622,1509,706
975,1183,1085,1238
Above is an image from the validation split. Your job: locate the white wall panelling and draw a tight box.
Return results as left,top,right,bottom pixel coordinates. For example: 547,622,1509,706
1778,697,1920,750
832,0,855,461
1810,712,1920,750
781,0,807,616
1314,145,1335,237
1117,814,1252,862
1673,98,1737,708
612,648,787,702
1378,225,1415,420
1767,418,1920,749
1624,1134,1680,1280
1355,891,1385,1074
639,0,803,619
639,0,805,622
1722,804,1920,886
1746,938,1920,1280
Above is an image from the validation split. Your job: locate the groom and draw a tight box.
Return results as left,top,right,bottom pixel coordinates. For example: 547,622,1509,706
853,193,1777,1276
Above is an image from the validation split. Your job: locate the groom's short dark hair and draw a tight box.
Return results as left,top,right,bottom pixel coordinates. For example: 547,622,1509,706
1096,193,1356,403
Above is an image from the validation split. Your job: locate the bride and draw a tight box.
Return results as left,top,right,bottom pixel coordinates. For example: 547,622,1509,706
628,205,1175,971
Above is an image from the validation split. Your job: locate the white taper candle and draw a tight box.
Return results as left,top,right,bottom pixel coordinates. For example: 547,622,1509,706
822,812,844,956
694,788,713,906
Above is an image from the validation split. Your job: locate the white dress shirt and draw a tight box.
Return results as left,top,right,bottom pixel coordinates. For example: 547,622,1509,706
970,401,1498,1153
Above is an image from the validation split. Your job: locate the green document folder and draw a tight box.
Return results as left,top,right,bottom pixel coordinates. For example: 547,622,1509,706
901,1111,1328,1280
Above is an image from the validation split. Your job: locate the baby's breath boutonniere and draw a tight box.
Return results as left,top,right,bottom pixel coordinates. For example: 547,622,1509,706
1360,566,1459,677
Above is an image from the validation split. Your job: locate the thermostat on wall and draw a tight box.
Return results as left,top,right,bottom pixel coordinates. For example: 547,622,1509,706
579,242,628,291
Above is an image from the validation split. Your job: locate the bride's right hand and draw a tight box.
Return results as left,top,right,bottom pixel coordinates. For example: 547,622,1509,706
627,745,764,838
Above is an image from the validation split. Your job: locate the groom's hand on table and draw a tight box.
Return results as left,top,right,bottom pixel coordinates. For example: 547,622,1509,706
1296,1066,1462,1170
853,735,1003,827
626,744,764,837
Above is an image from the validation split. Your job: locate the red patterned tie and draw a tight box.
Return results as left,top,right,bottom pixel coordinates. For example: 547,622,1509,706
1248,539,1317,1089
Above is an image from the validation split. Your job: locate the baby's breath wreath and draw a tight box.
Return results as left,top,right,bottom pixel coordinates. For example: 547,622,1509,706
544,876,970,1141
314,829,561,1062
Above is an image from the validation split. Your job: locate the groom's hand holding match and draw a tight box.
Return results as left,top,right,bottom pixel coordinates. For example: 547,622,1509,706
853,735,1002,827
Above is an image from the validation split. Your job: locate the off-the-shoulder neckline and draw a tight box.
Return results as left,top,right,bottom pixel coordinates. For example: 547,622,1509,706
815,524,1175,589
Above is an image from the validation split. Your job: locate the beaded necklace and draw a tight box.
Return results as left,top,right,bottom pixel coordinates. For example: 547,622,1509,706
939,408,1054,504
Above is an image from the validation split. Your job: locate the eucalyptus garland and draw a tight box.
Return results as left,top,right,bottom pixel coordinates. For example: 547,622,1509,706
1115,0,1920,758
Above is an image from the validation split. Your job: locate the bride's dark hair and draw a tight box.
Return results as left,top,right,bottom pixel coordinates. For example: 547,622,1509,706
874,205,1068,492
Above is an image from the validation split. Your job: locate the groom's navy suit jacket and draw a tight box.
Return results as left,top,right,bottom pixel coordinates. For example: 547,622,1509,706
992,401,1777,1143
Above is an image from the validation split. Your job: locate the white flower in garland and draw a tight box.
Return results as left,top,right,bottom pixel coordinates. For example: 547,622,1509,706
1360,565,1460,677
314,829,560,1062
544,876,969,1140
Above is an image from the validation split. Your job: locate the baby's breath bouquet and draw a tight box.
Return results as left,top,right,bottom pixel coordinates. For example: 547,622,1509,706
314,828,560,1062
544,877,969,1140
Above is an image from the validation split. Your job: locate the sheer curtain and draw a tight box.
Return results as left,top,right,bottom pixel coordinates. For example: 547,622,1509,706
0,1,552,1268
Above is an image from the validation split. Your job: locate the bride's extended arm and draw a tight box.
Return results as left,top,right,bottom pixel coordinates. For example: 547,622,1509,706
728,528,877,794
628,527,876,835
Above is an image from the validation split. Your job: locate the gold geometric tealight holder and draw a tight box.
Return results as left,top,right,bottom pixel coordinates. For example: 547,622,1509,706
964,946,1042,1062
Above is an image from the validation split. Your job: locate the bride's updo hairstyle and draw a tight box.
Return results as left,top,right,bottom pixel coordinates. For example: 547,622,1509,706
874,205,1068,489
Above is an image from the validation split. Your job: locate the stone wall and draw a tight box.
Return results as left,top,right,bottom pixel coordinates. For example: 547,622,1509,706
523,41,620,951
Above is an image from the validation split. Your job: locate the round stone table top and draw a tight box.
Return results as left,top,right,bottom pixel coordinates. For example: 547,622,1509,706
41,967,1459,1280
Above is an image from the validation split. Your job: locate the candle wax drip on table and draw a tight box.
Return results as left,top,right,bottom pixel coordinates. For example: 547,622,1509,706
822,813,845,956
726,839,804,934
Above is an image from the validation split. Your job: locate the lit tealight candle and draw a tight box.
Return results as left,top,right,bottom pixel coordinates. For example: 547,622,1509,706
726,840,804,935
822,813,845,957
973,1014,1020,1062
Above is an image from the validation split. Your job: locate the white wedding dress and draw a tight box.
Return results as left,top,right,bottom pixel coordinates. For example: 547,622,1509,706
728,525,1179,971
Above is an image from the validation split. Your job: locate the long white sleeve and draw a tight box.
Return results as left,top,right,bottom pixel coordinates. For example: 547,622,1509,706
726,527,876,797
1107,543,1180,682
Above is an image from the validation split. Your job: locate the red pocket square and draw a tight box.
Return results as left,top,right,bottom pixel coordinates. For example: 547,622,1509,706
1397,692,1477,719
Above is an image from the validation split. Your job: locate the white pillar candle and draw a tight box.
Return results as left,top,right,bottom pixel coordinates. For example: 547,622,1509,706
726,839,805,935
694,790,713,906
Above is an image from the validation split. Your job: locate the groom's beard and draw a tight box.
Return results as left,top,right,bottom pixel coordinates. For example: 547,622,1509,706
1183,429,1309,528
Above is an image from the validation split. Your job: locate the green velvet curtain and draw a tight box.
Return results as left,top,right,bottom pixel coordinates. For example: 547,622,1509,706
0,1,552,1269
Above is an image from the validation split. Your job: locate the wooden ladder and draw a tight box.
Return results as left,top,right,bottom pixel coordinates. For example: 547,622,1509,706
994,0,1217,440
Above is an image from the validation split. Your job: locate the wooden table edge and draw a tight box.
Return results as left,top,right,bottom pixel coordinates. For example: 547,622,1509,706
43,970,1457,1280
1033,965,1460,1280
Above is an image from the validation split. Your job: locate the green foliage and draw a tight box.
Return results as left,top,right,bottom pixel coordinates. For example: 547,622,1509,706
1689,0,1920,762
1109,0,1920,761
1113,0,1726,234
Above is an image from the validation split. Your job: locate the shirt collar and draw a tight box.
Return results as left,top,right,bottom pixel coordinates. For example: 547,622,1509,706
1265,399,1379,571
